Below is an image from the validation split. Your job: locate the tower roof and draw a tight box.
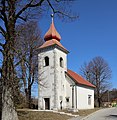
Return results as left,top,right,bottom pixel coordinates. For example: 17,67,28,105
38,16,68,53
39,39,68,53
44,20,61,41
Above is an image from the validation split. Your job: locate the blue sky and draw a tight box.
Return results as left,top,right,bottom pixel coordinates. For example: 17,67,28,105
0,0,117,97
38,0,117,91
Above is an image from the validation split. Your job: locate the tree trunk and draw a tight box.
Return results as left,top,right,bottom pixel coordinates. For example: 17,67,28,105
1,33,19,119
28,86,31,109
25,88,30,108
0,84,2,120
1,1,19,119
2,87,18,120
1,43,19,119
25,87,32,108
28,49,33,109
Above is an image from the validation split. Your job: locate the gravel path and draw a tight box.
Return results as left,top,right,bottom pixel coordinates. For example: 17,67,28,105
70,107,117,120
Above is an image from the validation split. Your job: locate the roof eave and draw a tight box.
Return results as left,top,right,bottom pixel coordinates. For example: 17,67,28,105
65,71,95,88
38,44,69,54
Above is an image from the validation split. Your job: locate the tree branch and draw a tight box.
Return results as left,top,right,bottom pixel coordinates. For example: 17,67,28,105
0,15,4,21
15,0,34,20
29,72,35,88
47,0,79,20
14,59,22,67
15,0,45,20
14,54,27,67
0,48,3,54
29,0,45,7
55,10,79,19
0,67,2,75
18,16,27,21
1,0,8,33
46,0,55,13
0,43,4,47
0,26,6,37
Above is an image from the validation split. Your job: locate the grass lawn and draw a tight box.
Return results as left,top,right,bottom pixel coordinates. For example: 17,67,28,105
18,110,72,120
59,108,101,116
78,108,101,116
18,108,101,120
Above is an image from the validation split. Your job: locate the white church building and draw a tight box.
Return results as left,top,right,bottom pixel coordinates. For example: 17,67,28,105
38,19,95,111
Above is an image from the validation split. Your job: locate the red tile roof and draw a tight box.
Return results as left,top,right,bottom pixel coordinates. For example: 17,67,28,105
67,69,95,88
39,19,68,53
39,39,68,53
44,20,61,41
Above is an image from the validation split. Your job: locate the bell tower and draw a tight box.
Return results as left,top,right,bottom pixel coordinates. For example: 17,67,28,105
38,15,69,110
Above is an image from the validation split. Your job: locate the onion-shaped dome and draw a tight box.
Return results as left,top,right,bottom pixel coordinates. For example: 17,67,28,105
44,20,61,41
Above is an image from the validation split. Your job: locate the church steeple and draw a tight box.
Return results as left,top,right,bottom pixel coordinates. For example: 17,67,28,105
39,14,68,54
44,14,61,41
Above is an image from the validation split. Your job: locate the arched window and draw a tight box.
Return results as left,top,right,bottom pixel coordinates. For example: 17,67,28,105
44,56,49,66
60,57,64,68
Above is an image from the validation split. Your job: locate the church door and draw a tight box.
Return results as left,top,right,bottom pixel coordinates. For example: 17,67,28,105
44,98,50,110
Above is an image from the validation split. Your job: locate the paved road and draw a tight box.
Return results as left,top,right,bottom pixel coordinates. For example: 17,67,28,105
70,107,117,120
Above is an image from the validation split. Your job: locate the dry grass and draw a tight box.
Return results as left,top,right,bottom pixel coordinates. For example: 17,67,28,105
18,110,72,120
78,108,101,116
18,108,101,120
59,108,101,116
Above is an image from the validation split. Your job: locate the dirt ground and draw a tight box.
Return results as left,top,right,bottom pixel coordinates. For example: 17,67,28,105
18,108,101,120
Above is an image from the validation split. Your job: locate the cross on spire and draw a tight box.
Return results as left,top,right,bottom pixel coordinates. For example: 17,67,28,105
44,13,61,41
51,13,54,22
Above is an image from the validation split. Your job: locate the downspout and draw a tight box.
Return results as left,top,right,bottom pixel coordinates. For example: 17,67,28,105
72,86,74,108
75,85,77,109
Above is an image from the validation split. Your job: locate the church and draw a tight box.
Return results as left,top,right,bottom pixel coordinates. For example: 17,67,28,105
38,18,95,111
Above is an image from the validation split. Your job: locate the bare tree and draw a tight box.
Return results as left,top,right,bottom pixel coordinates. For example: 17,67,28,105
0,0,78,119
15,21,43,108
80,56,111,107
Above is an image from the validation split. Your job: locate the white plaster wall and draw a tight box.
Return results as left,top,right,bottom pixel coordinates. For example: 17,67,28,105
38,48,55,110
54,48,67,71
38,47,94,110
65,75,94,110
77,86,94,109
65,76,73,109
38,47,68,110
54,48,67,109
